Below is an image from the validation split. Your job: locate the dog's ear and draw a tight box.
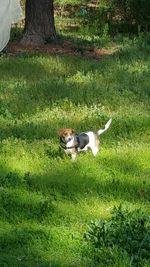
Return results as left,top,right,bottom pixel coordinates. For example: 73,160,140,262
58,128,64,137
71,129,76,135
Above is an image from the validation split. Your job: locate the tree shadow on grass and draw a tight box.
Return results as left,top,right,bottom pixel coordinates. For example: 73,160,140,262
0,254,64,267
0,154,149,267
0,42,149,118
0,150,149,224
0,111,149,149
0,228,67,267
0,170,78,266
1,153,148,204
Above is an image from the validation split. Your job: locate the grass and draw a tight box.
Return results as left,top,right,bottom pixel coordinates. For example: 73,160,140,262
0,33,150,266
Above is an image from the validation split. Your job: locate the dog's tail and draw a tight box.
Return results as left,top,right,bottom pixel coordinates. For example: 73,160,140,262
97,118,112,136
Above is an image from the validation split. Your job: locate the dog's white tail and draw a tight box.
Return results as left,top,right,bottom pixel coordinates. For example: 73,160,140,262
97,118,112,136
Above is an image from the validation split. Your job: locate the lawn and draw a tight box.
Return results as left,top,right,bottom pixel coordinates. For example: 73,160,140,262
0,34,150,266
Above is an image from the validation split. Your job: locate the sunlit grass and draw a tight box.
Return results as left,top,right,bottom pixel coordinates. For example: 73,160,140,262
0,35,150,266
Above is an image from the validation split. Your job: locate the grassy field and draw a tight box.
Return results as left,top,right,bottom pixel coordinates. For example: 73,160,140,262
0,34,150,266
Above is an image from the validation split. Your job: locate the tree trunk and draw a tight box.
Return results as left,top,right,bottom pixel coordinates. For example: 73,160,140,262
21,0,56,45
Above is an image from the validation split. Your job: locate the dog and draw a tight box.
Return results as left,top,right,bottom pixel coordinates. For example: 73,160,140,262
58,118,112,160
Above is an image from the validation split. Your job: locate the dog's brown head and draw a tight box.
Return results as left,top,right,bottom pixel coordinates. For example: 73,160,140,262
58,128,76,143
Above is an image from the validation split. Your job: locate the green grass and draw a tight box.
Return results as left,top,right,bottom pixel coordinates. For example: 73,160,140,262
0,35,150,266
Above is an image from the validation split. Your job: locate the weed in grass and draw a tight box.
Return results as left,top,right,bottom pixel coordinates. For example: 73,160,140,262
84,206,150,266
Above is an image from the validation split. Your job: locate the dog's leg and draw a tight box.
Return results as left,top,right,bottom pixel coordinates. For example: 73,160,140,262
71,153,77,161
91,147,99,156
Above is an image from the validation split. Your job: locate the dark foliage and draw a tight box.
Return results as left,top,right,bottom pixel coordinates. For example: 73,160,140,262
84,206,150,266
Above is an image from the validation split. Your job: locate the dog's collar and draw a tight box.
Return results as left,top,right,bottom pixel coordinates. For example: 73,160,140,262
60,136,79,150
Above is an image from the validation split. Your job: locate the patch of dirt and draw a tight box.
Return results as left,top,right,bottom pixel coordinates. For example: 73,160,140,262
7,40,114,60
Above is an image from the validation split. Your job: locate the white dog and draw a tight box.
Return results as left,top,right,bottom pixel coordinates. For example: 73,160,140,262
58,118,112,160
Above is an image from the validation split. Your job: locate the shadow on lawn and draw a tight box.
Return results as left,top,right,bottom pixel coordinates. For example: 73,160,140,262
0,42,149,118
0,230,65,267
24,166,149,203
0,154,149,206
0,255,63,267
0,110,149,147
0,155,149,266
0,143,149,230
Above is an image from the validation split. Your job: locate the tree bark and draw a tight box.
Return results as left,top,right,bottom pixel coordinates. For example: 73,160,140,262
21,0,56,45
